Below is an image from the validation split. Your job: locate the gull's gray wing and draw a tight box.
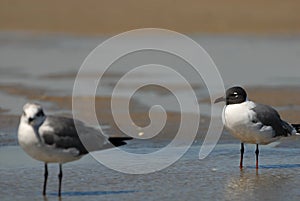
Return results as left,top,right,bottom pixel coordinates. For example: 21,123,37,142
39,116,107,155
251,104,294,137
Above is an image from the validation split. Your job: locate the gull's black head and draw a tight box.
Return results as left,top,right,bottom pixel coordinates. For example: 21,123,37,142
215,86,248,105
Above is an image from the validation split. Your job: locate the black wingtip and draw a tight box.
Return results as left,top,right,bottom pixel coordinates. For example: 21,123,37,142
108,137,133,147
292,124,300,134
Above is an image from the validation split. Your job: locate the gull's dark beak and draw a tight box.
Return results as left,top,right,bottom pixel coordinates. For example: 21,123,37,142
214,96,225,103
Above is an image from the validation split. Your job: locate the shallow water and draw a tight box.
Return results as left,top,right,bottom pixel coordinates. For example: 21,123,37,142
1,144,300,201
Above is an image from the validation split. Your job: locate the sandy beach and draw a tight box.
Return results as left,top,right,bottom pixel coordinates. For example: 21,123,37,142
0,0,300,35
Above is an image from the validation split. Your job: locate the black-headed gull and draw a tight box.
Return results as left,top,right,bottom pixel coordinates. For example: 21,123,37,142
215,86,300,169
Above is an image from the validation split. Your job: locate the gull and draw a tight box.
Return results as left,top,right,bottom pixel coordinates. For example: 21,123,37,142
215,86,300,169
18,103,132,196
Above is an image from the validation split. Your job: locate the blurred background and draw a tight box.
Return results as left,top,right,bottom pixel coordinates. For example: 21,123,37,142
1,0,300,34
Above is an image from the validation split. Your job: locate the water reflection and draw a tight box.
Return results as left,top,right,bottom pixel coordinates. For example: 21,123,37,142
225,169,297,201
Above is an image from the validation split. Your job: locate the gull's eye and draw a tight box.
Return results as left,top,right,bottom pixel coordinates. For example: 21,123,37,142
36,110,44,117
28,117,34,123
22,111,26,116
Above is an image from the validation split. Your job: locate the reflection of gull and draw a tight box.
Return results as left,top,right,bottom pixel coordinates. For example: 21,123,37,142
225,172,258,200
215,86,300,169
18,103,132,197
225,171,294,201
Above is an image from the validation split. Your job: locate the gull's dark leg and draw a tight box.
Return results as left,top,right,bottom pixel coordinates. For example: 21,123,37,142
43,163,48,196
255,144,259,169
58,164,63,197
240,143,244,169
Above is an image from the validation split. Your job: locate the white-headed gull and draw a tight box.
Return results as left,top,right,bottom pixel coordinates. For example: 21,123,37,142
18,103,132,196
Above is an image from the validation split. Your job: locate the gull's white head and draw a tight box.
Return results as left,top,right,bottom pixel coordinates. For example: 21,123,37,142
21,103,46,127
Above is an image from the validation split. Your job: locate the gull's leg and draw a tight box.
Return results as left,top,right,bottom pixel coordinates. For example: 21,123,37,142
43,163,48,196
255,144,259,169
58,164,63,197
240,143,244,169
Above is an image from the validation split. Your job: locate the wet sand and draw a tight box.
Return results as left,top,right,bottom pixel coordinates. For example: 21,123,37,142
1,145,300,201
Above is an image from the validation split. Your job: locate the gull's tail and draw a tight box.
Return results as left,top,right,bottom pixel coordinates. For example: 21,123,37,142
292,124,300,135
108,137,133,147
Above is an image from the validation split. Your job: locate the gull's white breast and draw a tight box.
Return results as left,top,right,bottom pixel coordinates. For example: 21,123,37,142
18,121,82,163
223,101,278,144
